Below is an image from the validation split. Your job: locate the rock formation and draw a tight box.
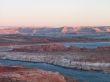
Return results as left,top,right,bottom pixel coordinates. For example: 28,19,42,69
13,44,110,52
0,66,77,82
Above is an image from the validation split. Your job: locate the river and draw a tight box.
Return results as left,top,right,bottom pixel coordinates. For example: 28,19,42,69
0,59,110,82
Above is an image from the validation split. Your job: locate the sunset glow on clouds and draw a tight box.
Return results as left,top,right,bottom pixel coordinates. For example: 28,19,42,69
0,0,110,27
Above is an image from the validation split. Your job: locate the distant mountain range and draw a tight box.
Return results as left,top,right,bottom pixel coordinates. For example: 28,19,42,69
0,26,110,35
62,26,110,33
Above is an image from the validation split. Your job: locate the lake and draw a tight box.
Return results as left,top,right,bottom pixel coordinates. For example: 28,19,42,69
0,59,110,82
64,42,110,48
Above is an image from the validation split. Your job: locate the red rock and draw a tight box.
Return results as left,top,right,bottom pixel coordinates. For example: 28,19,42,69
0,66,77,82
13,43,110,52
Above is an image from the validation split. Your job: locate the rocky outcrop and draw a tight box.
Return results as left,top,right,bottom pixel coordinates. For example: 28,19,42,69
0,28,17,34
0,66,77,82
62,27,79,33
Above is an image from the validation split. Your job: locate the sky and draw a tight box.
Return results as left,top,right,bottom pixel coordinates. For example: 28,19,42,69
0,0,110,27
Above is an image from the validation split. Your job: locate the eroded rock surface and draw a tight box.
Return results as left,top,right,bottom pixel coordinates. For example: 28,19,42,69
0,66,77,82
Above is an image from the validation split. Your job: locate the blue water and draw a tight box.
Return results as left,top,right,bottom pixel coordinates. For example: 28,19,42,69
0,59,110,82
64,42,110,48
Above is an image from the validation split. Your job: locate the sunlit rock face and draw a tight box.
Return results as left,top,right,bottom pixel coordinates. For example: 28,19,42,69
0,26,110,35
0,28,17,34
62,27,79,33
93,28,102,32
92,27,110,32
96,26,110,32
106,28,110,32
0,66,77,82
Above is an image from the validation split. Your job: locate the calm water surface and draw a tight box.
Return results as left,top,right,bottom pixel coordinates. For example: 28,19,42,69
0,59,110,82
64,42,110,48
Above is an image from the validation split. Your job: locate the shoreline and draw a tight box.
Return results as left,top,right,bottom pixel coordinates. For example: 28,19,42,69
0,59,109,74
0,66,77,82
0,52,110,73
